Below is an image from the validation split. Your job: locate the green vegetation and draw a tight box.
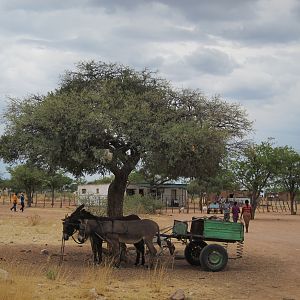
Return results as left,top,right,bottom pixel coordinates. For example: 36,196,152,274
81,194,163,216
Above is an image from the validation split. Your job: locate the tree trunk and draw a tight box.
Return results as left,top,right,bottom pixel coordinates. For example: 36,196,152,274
250,192,259,219
290,192,296,215
26,190,32,207
107,172,129,217
51,187,55,207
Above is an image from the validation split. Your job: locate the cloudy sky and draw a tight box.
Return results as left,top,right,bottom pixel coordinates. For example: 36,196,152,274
0,0,300,175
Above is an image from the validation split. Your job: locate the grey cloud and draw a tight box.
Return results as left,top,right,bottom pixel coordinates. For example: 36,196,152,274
222,21,300,45
86,0,259,21
224,86,276,102
185,48,239,76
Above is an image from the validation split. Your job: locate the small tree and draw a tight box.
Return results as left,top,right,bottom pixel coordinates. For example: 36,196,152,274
274,146,300,215
230,140,279,218
43,171,73,207
8,164,44,206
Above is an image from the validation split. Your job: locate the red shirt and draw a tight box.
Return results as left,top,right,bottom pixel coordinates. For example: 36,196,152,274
242,205,252,214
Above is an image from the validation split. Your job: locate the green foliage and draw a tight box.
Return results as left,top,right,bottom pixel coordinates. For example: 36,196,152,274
7,164,45,205
81,194,163,216
43,171,73,191
272,146,300,214
229,140,283,217
123,194,163,215
88,176,114,184
46,269,57,280
128,171,146,184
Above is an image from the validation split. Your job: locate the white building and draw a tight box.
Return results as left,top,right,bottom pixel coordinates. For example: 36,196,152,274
78,182,187,207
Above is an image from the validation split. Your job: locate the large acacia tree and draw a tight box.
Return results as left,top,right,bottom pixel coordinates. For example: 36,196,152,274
0,61,251,216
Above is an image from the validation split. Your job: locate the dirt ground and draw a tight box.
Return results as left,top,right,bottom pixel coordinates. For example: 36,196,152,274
0,204,299,300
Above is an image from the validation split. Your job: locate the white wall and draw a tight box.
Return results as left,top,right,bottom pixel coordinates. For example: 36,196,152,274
78,184,110,196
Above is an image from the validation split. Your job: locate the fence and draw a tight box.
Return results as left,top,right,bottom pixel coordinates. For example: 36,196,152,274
1,192,78,208
1,192,298,214
257,196,298,213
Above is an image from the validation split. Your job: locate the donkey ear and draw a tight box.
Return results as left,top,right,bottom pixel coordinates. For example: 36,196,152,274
75,204,85,212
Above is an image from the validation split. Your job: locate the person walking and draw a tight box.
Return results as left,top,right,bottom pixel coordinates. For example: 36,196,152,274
241,200,252,233
20,193,25,212
10,193,18,212
232,201,240,223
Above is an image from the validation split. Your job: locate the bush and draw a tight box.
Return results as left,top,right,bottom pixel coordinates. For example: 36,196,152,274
123,194,163,215
81,194,163,215
27,214,41,226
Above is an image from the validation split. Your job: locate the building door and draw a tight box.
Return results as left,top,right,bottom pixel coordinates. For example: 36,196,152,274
171,189,178,206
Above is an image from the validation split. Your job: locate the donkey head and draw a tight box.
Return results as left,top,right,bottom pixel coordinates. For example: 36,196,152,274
77,222,88,243
62,215,81,240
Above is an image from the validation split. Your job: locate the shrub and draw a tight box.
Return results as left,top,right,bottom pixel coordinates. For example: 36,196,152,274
27,214,41,226
81,194,163,215
123,194,163,215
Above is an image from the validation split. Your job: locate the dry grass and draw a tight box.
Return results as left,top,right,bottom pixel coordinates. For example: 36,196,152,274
79,259,115,298
0,264,37,300
27,214,41,226
148,260,170,293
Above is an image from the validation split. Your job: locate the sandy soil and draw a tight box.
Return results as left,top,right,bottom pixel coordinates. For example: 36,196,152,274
0,204,299,300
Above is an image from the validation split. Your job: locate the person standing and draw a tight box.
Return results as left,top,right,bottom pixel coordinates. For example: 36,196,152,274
10,193,18,212
232,201,240,223
241,200,252,233
223,198,231,222
20,193,25,212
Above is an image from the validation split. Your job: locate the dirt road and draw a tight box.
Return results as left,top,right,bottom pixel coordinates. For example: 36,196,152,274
0,205,299,299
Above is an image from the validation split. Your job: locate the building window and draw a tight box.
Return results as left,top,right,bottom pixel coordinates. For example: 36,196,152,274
82,189,87,194
126,189,135,196
96,188,99,194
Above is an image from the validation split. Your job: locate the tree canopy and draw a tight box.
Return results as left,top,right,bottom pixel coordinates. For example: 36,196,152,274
230,140,282,217
273,146,300,214
0,61,252,216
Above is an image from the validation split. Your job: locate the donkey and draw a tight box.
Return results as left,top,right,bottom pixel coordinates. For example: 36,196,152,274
62,204,145,265
78,218,162,267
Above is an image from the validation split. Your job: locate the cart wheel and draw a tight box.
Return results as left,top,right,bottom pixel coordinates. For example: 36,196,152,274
199,244,228,272
184,241,207,266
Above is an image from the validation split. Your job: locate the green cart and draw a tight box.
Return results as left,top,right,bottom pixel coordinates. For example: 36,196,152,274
162,217,244,272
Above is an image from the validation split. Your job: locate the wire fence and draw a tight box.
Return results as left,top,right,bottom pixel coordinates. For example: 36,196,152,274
1,192,298,214
1,192,77,208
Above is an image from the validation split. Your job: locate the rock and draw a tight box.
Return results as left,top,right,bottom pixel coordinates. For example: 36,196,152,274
170,289,185,300
40,249,49,255
89,288,106,300
0,268,9,281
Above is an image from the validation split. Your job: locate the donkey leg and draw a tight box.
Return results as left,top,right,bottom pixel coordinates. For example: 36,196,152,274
90,237,98,265
119,243,127,263
144,240,157,268
107,239,121,268
94,236,103,264
134,240,145,266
